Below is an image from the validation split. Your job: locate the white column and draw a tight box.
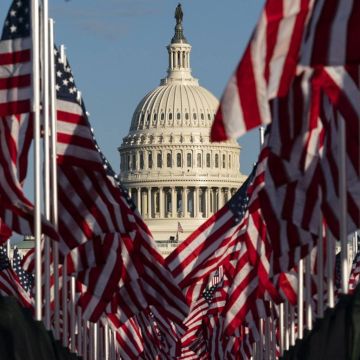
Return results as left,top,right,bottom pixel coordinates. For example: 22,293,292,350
159,187,164,218
195,187,199,218
142,190,147,217
172,187,176,218
136,188,141,213
184,188,188,217
206,187,211,216
148,187,152,218
218,188,224,208
174,51,178,67
215,188,219,212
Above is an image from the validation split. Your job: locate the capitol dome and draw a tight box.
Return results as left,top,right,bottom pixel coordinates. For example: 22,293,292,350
119,5,246,256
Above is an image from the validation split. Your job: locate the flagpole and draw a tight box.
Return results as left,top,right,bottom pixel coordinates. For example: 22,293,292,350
259,126,265,148
305,254,312,330
104,322,109,360
353,232,358,259
338,114,348,294
279,303,284,356
327,228,335,308
297,258,304,339
70,276,76,352
6,240,11,258
49,18,60,338
31,0,43,322
317,222,324,318
41,0,52,331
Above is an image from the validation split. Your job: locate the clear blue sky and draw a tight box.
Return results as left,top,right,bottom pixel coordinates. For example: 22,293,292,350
1,0,264,186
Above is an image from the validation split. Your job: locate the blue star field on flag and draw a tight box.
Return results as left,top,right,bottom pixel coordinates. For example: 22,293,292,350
228,165,256,224
1,0,30,40
0,246,10,271
12,247,33,292
203,284,217,305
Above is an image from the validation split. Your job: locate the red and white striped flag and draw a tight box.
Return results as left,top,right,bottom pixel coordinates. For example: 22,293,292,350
166,170,255,296
0,246,33,309
211,0,314,141
300,0,360,66
0,0,57,241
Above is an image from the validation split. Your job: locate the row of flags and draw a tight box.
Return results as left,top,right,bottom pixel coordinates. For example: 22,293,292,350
0,0,360,358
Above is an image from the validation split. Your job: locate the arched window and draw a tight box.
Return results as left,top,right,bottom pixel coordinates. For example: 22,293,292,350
206,154,211,168
132,154,136,170
169,113,172,120
167,153,172,168
185,113,189,120
127,154,131,170
193,113,197,120
161,113,165,120
187,153,192,167
215,154,219,168
177,113,181,120
228,154,231,169
197,153,202,167
177,153,182,167
140,152,144,169
222,154,226,169
201,113,204,120
157,153,162,168
208,113,211,120
148,152,153,169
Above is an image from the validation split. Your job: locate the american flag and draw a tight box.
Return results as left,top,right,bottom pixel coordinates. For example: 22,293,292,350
300,0,360,66
166,168,255,298
12,246,33,293
0,246,33,308
0,0,33,235
178,221,184,233
0,0,57,241
315,68,360,240
211,0,314,141
180,268,226,358
0,0,31,117
53,47,189,327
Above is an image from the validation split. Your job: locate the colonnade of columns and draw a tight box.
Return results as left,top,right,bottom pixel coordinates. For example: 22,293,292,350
129,186,237,219
169,49,190,69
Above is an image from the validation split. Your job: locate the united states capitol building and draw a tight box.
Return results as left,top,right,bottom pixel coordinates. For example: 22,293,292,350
118,5,246,256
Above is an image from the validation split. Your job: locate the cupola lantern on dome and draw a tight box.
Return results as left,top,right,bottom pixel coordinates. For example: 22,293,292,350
163,3,196,86
118,5,246,256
